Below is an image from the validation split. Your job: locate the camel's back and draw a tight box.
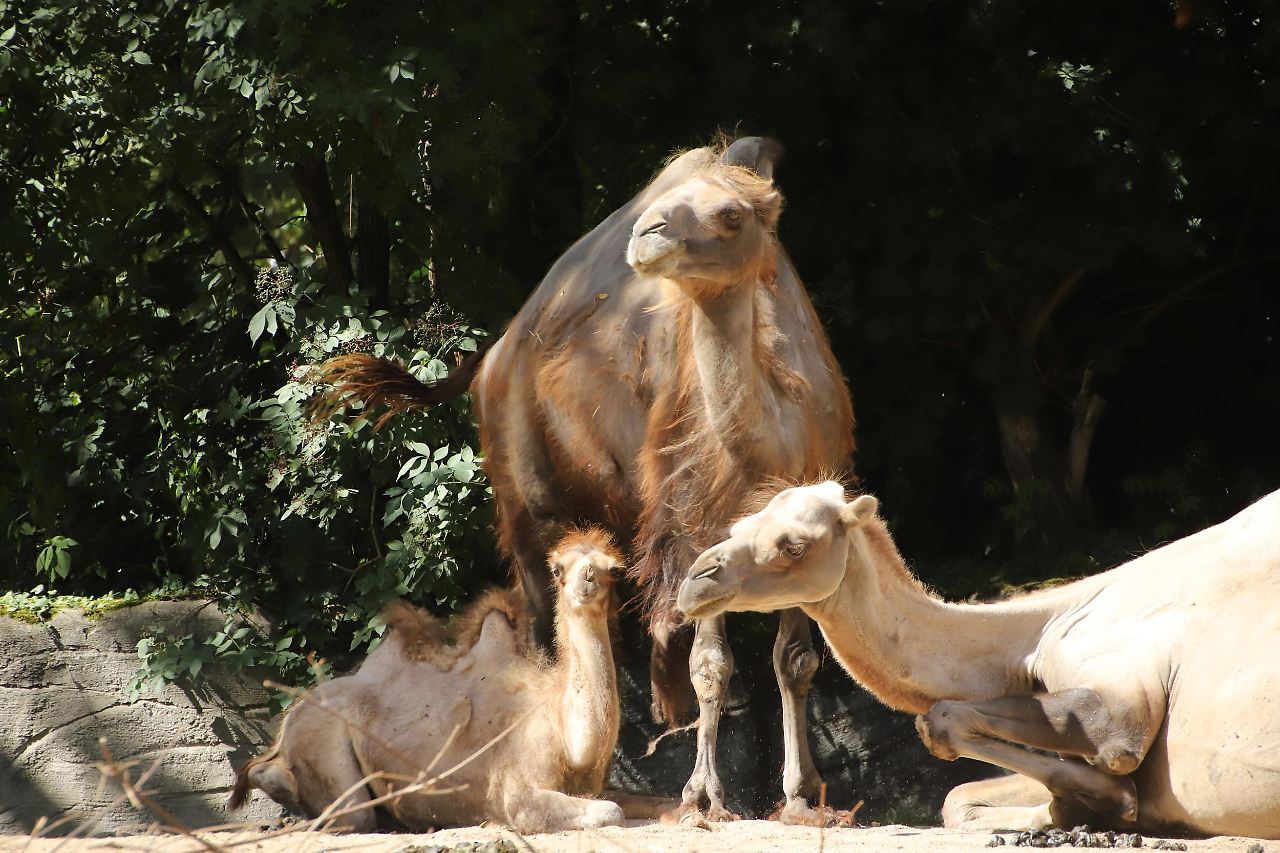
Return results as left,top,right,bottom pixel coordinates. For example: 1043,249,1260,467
1038,488,1280,689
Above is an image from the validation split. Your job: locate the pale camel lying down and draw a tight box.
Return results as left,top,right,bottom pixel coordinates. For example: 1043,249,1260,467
231,529,671,833
676,482,1280,838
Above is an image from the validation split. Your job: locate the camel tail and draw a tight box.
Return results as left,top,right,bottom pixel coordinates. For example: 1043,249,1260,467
307,341,491,428
228,748,272,810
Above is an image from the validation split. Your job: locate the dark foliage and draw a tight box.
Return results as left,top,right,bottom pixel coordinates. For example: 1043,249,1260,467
2,0,1278,675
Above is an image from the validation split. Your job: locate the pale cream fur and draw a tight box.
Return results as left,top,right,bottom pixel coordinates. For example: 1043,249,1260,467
230,531,638,833
677,482,1280,839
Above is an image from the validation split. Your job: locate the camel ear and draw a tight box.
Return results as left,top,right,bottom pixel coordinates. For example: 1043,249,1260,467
839,495,879,529
721,136,784,180
755,191,782,230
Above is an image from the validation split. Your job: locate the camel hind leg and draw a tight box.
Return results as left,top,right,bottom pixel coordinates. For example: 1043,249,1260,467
502,788,625,833
942,773,1054,831
267,691,378,832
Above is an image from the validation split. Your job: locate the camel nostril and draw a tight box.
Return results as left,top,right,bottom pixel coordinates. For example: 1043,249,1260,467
642,220,667,236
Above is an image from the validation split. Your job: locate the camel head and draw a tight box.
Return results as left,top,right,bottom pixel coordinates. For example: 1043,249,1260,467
549,527,625,613
626,138,784,296
676,481,879,619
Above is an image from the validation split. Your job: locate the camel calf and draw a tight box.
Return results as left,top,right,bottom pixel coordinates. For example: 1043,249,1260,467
230,529,655,833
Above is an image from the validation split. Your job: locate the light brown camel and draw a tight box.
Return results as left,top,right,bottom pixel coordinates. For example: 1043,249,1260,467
313,138,855,821
230,529,670,833
676,481,1280,838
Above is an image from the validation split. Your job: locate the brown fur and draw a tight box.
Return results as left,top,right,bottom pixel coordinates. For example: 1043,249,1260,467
308,345,488,429
382,587,532,670
306,139,856,728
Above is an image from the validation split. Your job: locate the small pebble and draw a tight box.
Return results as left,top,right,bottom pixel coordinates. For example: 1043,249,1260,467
1246,845,1264,853
988,836,1007,847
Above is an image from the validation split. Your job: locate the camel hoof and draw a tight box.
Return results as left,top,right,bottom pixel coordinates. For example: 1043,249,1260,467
772,799,860,828
661,803,712,829
706,804,740,822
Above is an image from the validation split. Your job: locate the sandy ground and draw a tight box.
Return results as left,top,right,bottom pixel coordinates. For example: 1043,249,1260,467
0,821,1269,853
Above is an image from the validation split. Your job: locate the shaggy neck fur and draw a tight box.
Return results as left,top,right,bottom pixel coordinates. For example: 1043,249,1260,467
686,279,765,456
807,520,1080,714
552,599,618,778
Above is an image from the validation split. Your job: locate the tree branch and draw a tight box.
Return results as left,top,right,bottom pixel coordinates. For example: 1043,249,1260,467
217,164,288,266
1065,363,1105,503
1022,267,1086,351
167,180,255,290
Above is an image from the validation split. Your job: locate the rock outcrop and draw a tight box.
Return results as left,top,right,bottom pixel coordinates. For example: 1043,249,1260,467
0,602,283,835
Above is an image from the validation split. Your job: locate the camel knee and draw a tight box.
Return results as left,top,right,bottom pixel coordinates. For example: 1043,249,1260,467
689,634,734,704
917,700,976,761
773,640,819,693
1095,741,1142,775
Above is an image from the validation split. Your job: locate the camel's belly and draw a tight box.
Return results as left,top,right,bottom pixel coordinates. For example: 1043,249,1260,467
1136,624,1280,838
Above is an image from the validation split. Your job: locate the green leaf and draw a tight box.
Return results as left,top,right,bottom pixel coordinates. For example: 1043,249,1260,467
248,304,271,343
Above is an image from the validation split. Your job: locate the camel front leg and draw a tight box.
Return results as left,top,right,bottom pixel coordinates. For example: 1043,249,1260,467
773,608,825,825
502,788,625,833
674,614,738,822
917,696,1141,829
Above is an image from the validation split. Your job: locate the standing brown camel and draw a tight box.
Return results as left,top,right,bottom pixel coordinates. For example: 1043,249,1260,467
313,138,855,821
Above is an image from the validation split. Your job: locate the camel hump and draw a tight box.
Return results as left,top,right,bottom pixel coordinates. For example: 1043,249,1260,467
450,587,530,656
721,136,784,179
381,599,447,661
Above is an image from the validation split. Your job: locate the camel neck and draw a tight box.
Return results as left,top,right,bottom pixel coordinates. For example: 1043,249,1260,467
685,281,764,451
806,523,1070,714
554,608,618,772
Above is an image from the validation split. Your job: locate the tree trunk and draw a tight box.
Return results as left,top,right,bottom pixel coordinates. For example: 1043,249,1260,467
292,155,354,294
357,200,391,309
993,405,1078,547
993,369,1104,548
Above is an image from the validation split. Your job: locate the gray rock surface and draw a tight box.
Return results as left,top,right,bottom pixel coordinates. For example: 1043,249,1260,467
0,602,283,836
0,602,993,836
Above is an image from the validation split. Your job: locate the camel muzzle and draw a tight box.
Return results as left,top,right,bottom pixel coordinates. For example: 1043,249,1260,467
676,550,741,619
627,232,679,270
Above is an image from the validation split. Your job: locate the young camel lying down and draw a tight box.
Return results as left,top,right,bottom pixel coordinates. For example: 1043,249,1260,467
676,482,1280,838
231,529,669,832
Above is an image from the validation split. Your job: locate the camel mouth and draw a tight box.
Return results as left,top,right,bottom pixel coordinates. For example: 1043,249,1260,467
626,233,679,274
675,578,740,621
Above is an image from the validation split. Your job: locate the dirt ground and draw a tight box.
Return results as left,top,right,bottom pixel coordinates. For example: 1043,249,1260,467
1,821,1269,853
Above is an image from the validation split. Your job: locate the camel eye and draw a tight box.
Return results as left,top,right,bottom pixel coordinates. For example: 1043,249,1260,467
783,541,807,560
719,207,743,225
